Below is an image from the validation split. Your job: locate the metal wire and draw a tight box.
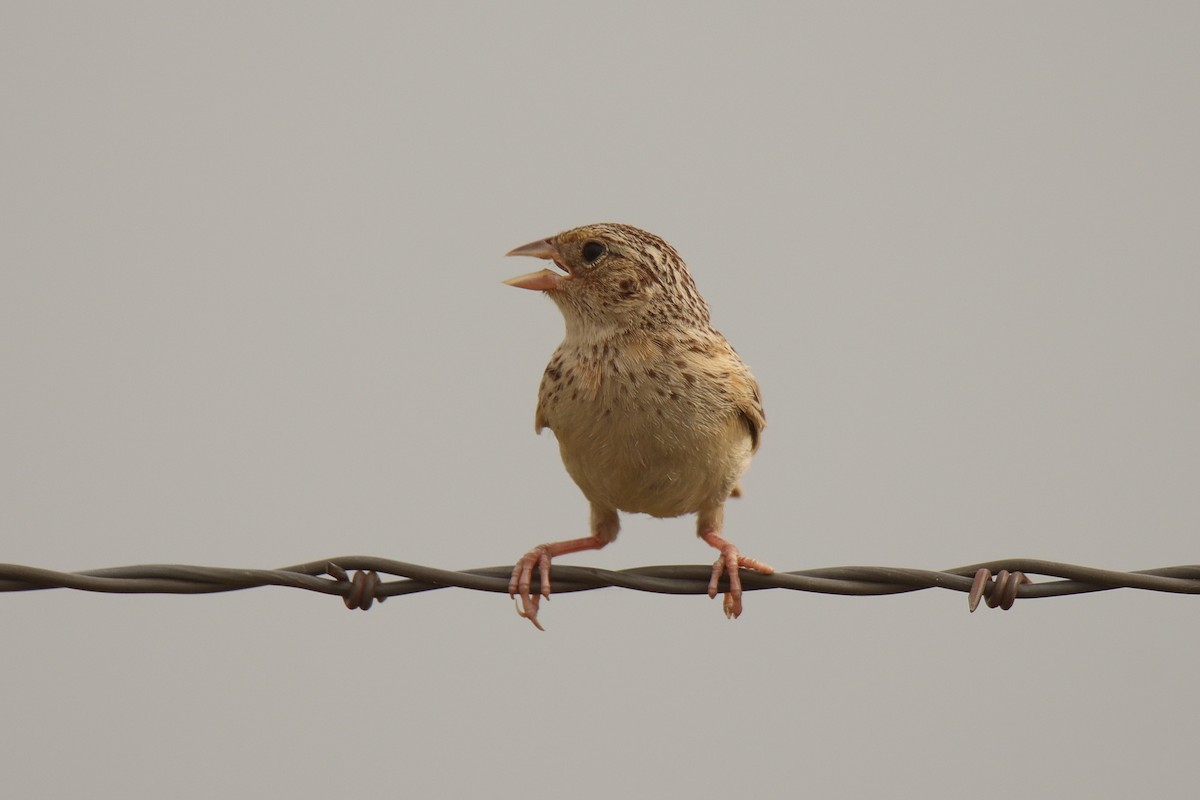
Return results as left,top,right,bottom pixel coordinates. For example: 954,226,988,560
2,557,1199,612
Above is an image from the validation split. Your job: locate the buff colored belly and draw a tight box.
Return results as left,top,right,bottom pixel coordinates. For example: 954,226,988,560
551,408,752,518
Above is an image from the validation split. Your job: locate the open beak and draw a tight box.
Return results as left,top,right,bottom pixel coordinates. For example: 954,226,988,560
503,237,569,291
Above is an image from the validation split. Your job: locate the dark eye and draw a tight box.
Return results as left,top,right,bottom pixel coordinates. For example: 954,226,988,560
581,241,605,263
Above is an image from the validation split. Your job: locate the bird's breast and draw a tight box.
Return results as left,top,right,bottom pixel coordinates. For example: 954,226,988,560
538,340,753,517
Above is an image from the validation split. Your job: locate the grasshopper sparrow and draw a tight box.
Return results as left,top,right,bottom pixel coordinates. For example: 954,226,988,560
504,223,772,629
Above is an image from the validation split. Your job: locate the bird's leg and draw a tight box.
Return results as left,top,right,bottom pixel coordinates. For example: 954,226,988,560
698,504,774,619
509,505,618,630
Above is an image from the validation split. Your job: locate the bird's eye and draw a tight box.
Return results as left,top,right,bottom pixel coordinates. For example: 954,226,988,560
581,241,605,263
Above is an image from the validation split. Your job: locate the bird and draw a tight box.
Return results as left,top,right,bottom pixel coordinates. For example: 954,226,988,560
503,222,772,630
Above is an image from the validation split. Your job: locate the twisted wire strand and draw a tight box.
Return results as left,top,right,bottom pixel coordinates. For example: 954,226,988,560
2,558,1199,612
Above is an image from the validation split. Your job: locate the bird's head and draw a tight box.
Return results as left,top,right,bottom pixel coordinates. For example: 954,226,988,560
504,223,710,336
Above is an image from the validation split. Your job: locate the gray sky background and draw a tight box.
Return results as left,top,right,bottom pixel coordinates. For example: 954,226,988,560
2,2,1197,797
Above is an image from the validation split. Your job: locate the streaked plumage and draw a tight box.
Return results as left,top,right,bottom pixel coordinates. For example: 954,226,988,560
504,223,772,629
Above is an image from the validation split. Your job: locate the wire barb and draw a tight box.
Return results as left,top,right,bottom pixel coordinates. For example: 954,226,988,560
327,563,385,611
2,558,1199,613
968,568,1032,612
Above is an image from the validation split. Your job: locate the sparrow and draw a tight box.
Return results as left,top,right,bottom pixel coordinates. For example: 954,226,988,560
504,223,772,629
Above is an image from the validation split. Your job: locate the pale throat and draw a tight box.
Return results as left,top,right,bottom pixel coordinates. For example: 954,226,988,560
560,314,628,346
555,298,646,345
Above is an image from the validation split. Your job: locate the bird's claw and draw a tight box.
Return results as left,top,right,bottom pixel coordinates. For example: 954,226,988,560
702,533,774,620
509,544,553,631
513,594,544,631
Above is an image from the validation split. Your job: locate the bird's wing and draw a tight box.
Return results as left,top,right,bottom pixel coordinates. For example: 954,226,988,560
732,367,766,453
534,354,560,434
672,330,765,452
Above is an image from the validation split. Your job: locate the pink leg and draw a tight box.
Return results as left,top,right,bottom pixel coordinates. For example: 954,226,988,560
701,531,774,619
508,536,608,631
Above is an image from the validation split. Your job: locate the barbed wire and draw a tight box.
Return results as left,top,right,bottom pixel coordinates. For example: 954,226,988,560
2,557,1199,612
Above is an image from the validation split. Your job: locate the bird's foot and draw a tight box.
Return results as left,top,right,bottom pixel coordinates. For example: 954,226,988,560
701,531,774,619
508,535,609,631
509,544,553,631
